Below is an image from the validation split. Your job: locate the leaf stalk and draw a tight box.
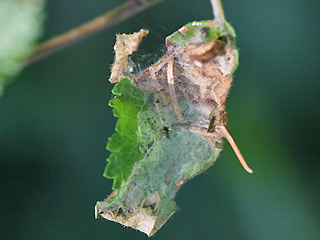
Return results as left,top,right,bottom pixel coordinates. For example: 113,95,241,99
210,0,226,30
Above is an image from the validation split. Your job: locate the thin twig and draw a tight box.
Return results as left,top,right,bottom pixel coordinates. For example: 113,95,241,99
23,0,163,67
210,0,226,29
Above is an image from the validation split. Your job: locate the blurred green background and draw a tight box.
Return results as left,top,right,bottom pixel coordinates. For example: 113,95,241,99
1,0,320,239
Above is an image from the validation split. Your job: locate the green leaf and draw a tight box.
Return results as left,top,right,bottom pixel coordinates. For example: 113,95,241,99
103,78,154,189
97,85,221,236
0,0,45,96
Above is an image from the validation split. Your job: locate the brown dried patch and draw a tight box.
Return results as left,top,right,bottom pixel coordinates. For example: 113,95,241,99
178,25,190,33
133,36,237,143
109,29,149,83
96,190,164,236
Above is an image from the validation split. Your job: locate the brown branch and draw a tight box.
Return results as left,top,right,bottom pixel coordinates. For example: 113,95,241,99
23,0,163,67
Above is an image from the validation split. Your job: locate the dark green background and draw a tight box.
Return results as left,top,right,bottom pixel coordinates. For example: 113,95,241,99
1,0,320,239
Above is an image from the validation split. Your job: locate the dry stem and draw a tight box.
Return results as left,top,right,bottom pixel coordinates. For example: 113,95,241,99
167,59,184,122
217,125,253,173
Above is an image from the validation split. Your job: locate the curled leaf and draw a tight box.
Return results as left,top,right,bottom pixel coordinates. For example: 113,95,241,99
97,20,242,236
109,29,149,83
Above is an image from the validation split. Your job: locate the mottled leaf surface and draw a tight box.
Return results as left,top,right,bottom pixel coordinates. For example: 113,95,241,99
97,19,239,236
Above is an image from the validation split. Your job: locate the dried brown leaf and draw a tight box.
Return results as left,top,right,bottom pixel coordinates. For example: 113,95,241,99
109,29,149,83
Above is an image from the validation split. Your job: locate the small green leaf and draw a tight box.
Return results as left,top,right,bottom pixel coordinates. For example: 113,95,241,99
0,0,45,95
